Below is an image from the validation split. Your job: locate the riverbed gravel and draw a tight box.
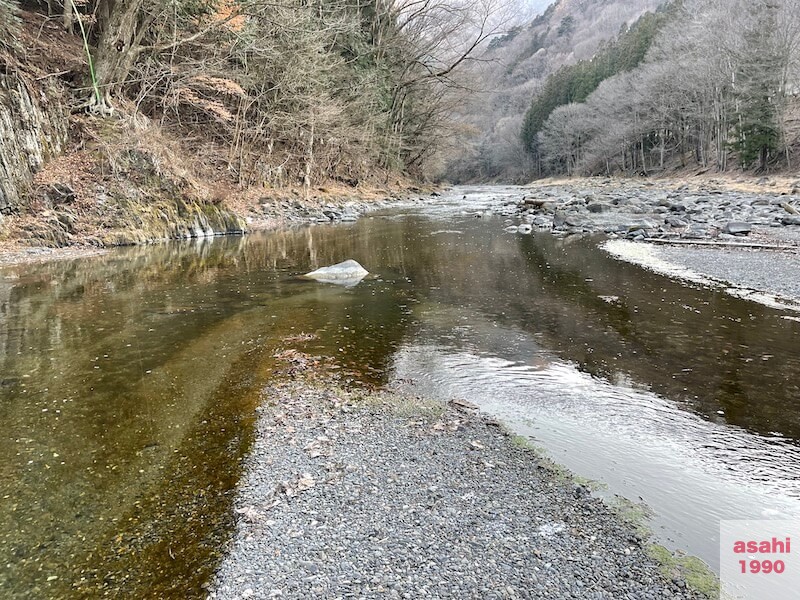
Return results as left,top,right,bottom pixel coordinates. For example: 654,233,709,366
495,178,800,307
0,242,108,266
504,178,800,243
654,245,800,305
209,379,709,599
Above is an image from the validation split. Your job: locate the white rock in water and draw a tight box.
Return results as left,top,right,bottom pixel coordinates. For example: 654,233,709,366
304,260,369,285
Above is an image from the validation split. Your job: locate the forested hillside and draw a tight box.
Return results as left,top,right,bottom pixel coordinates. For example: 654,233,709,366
4,0,798,245
0,0,498,246
530,0,800,176
442,0,662,182
521,4,675,171
444,0,800,182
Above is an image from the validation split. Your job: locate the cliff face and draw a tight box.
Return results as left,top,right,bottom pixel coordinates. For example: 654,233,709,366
0,71,68,214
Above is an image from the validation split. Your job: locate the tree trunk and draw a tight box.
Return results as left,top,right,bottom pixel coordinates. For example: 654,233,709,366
63,0,74,33
89,0,145,115
303,119,315,197
640,138,647,175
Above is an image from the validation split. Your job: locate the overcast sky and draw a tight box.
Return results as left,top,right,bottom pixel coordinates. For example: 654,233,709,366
513,0,556,24
527,0,554,12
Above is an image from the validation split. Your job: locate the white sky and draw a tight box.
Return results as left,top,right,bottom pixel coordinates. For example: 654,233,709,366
527,0,554,12
512,0,556,24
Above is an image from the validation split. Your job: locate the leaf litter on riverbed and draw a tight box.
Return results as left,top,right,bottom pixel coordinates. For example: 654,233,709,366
303,436,332,459
272,349,323,370
279,332,319,343
296,473,316,491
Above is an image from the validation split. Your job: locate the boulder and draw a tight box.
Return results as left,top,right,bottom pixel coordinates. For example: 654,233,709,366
665,217,688,228
304,260,369,285
587,203,610,213
533,216,550,227
626,220,657,232
723,222,752,236
683,226,709,239
521,197,548,208
782,202,799,215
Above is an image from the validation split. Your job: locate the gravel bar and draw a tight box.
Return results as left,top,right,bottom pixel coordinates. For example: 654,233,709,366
494,178,800,310
209,379,709,599
655,244,800,306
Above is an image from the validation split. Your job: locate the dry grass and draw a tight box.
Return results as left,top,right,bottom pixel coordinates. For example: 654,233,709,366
1,9,434,255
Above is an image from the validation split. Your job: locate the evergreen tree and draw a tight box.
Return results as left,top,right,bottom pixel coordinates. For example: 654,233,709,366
730,1,784,170
521,7,672,155
557,16,574,37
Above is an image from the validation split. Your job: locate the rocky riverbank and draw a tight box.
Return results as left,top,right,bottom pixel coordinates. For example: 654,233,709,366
209,373,715,599
238,189,429,231
491,177,800,310
0,189,433,267
500,177,800,246
602,239,800,311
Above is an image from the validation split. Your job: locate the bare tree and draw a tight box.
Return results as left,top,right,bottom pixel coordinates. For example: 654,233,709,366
370,0,516,171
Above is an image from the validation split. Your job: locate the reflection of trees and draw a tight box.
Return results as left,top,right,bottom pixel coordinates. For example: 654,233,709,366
251,223,418,381
2,215,799,595
363,217,800,439
0,222,418,596
505,231,799,439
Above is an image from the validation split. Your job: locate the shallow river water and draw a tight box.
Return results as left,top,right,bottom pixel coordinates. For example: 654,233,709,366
1,186,799,596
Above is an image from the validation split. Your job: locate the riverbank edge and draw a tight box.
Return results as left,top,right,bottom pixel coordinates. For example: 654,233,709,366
524,173,800,199
0,185,438,268
601,238,800,312
505,175,800,312
209,371,719,599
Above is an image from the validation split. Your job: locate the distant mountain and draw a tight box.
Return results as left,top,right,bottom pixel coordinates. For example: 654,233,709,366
442,0,663,182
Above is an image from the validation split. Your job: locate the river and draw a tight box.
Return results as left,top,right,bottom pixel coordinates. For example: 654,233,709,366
1,186,798,597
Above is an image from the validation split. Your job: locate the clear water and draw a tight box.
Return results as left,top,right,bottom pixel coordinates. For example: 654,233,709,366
1,186,799,596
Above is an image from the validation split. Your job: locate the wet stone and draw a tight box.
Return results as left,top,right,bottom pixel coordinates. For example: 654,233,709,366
722,222,753,236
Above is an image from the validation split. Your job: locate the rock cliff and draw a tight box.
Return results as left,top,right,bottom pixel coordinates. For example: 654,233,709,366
0,70,67,214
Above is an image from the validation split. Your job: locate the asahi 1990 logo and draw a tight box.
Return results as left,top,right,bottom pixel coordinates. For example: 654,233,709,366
732,535,789,574
721,521,799,599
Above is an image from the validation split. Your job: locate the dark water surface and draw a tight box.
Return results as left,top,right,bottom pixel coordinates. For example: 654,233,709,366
1,187,799,596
